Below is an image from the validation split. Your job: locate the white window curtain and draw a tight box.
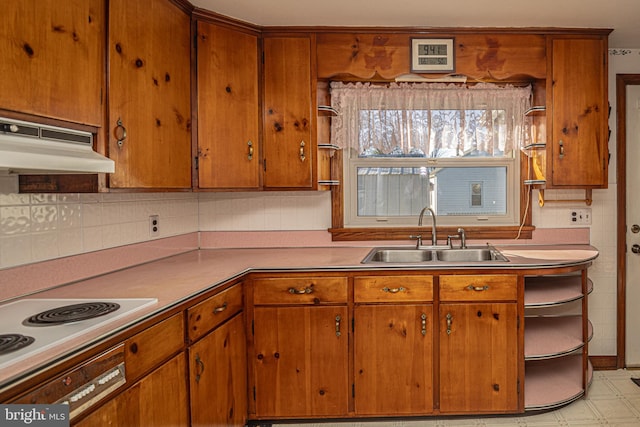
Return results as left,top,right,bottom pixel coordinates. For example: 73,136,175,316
330,82,532,158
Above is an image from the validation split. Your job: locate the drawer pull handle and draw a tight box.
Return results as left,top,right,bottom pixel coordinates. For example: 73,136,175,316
559,140,565,159
335,315,342,337
195,354,205,383
467,285,490,292
446,313,453,335
213,302,227,314
288,285,314,295
421,313,427,336
382,286,405,294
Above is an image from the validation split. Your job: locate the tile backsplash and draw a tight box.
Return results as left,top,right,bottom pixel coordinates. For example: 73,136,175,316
0,190,198,268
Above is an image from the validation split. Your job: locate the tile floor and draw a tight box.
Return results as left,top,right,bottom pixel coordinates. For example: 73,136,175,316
272,369,640,427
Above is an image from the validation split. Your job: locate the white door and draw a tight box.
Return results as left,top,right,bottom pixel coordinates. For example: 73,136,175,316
626,84,640,366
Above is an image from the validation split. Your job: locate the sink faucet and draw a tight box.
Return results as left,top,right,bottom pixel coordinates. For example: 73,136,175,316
447,227,467,249
417,206,437,246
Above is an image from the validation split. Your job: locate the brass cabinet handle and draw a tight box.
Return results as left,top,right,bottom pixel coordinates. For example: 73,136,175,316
446,313,453,335
114,118,127,147
382,286,405,294
194,354,205,383
288,285,314,294
559,140,564,159
299,140,306,161
335,315,342,337
213,302,227,314
466,285,490,292
247,140,254,160
421,313,427,336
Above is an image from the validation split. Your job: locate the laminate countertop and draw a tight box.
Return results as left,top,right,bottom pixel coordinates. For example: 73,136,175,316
0,244,598,390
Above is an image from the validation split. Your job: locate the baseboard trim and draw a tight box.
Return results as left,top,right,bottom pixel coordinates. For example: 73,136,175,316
590,355,618,370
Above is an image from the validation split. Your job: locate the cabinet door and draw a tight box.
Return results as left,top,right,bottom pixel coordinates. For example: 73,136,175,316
108,0,191,189
439,303,519,413
354,304,433,415
263,36,315,189
0,0,104,126
189,313,247,427
253,306,348,417
549,37,608,188
196,22,260,189
75,353,189,427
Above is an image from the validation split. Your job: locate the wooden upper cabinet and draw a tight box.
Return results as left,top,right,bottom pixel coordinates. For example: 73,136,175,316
316,33,546,81
0,0,104,126
548,36,608,188
263,36,316,189
107,0,191,189
196,22,260,189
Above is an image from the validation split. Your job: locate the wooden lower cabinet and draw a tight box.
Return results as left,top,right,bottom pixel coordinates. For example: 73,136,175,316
354,304,433,415
75,353,189,427
252,305,349,418
439,302,519,413
189,311,247,427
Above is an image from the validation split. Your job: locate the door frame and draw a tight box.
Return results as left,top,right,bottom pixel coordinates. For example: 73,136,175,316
616,74,640,368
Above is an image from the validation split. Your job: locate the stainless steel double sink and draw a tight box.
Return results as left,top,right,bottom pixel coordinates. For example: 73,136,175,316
361,245,508,264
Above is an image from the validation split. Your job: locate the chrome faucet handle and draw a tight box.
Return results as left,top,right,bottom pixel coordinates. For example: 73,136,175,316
409,234,423,249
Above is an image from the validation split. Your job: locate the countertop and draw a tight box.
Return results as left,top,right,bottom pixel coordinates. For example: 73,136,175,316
0,244,598,390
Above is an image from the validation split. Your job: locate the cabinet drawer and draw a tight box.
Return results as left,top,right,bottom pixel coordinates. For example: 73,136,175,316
354,276,433,303
253,277,348,305
188,283,244,343
125,313,185,382
440,275,517,301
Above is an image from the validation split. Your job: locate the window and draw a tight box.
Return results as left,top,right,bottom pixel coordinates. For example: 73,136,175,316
330,82,531,229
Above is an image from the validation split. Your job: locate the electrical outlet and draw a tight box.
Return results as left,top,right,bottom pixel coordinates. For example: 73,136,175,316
149,215,160,237
569,209,592,225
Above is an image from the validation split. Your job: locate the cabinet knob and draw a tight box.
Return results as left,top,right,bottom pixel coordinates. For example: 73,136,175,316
631,224,640,234
632,244,640,254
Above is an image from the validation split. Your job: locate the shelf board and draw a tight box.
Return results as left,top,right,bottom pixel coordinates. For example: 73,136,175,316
525,356,592,411
525,317,593,360
521,142,547,152
525,106,546,116
525,276,592,307
524,179,546,186
318,105,339,116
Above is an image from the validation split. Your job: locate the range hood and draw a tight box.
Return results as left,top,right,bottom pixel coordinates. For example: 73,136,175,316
0,117,115,174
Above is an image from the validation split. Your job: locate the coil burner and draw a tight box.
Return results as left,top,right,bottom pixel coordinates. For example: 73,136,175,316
23,302,121,326
0,333,35,355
